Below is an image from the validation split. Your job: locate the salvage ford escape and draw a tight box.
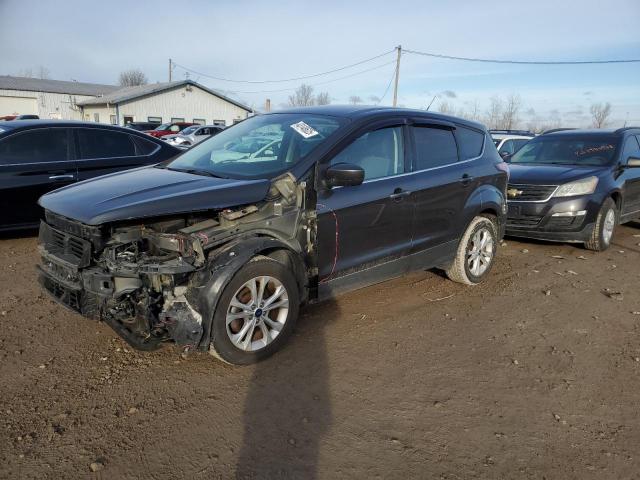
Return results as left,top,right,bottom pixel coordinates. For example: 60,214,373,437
37,106,508,364
506,127,640,251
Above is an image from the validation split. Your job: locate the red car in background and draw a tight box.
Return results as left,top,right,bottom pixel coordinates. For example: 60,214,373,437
145,122,196,138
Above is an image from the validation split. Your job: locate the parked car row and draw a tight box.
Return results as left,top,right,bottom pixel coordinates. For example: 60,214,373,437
1,106,638,366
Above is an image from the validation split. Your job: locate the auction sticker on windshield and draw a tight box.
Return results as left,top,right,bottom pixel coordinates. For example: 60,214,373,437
290,121,319,139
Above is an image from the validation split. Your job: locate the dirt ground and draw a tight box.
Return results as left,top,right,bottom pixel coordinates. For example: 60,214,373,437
1,224,640,480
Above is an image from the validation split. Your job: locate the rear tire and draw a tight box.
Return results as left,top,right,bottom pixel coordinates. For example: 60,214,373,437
584,198,617,252
209,257,299,365
446,216,498,285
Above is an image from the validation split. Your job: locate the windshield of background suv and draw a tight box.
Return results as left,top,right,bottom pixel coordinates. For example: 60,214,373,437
510,135,620,166
165,113,344,179
155,123,171,130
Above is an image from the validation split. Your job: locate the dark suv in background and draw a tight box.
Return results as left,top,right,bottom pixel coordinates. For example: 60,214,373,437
37,106,508,364
506,127,640,250
0,120,180,231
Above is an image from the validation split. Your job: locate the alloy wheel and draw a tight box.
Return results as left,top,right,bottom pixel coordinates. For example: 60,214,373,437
467,227,494,277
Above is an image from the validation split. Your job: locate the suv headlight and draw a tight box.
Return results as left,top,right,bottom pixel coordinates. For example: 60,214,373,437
553,176,599,198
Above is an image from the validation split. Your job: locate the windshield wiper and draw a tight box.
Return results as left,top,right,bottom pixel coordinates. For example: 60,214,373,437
167,167,225,178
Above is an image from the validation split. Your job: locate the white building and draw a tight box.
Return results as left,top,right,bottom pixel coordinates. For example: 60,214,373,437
0,76,118,120
0,76,253,126
78,80,252,126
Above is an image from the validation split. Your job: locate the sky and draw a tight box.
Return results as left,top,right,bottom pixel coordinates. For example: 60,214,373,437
1,0,639,128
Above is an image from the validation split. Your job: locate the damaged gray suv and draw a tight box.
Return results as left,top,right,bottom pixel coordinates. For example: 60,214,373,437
38,106,508,364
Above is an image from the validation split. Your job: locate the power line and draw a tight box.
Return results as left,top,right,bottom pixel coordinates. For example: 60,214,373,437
172,49,395,84
222,60,397,95
404,49,640,65
376,63,398,105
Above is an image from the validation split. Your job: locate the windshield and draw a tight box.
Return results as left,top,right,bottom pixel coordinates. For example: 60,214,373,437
165,113,344,179
180,126,199,135
510,135,620,166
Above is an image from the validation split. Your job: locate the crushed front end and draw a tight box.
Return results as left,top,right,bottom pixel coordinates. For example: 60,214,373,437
37,174,315,352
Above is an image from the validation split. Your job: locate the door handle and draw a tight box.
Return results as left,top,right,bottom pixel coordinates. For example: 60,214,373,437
389,188,411,201
49,174,75,180
459,174,474,186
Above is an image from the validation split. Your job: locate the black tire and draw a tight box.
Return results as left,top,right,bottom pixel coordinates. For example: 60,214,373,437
209,257,300,365
584,198,617,252
446,215,498,285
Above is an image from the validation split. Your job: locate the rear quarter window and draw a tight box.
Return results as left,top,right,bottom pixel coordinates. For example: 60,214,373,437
131,135,160,155
455,126,485,160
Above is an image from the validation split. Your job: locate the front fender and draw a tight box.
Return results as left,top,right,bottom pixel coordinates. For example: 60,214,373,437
193,236,306,350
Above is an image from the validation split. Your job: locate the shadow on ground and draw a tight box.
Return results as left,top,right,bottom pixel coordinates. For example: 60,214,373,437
234,299,338,479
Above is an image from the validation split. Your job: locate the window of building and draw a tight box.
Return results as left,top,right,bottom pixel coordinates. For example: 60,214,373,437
148,116,162,123
0,128,69,164
93,113,100,123
329,126,404,181
110,115,117,125
77,128,136,159
412,126,458,170
193,118,205,125
213,120,226,126
171,117,185,123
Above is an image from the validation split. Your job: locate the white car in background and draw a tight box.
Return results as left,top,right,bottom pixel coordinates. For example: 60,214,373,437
164,124,225,148
490,130,535,159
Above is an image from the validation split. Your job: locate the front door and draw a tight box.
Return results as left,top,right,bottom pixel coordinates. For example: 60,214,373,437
0,127,75,229
317,125,413,282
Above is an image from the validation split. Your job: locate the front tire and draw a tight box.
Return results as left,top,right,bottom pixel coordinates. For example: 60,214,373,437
209,257,300,365
584,198,617,251
446,216,498,285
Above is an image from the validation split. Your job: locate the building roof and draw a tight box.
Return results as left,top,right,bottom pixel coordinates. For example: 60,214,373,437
0,75,119,96
77,80,253,112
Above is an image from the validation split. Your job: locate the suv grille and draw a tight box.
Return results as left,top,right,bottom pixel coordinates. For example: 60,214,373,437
506,214,543,228
507,184,557,202
39,221,92,268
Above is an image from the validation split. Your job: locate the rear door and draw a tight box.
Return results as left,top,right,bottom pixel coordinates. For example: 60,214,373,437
0,127,75,228
620,135,640,217
74,127,161,180
406,122,482,253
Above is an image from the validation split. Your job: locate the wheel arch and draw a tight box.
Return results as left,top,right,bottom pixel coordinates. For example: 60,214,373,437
195,235,307,350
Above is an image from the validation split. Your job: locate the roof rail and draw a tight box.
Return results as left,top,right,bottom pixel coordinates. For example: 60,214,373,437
542,128,576,134
489,129,535,136
614,126,640,134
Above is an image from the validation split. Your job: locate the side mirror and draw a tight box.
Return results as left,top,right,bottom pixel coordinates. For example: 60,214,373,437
627,157,640,168
325,163,365,188
499,151,512,161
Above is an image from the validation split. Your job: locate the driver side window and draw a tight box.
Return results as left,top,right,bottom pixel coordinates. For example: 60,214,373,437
329,127,404,181
622,136,640,163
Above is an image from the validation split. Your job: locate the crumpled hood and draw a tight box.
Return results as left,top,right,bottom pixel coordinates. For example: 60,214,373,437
39,166,271,225
508,163,608,184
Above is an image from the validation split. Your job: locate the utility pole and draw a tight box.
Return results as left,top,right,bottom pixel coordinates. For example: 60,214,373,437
169,58,172,82
392,45,402,107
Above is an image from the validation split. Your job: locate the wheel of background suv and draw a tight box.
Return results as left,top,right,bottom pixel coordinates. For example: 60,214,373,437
209,256,300,365
446,215,498,285
585,198,617,252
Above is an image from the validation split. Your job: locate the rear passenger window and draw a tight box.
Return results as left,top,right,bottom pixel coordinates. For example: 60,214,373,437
77,129,135,159
412,126,458,170
0,128,68,164
131,135,159,155
329,126,404,181
455,127,484,159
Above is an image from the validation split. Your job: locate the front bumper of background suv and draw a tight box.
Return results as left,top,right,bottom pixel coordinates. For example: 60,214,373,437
505,184,603,243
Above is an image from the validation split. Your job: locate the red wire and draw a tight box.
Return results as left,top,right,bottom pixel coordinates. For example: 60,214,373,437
317,203,339,283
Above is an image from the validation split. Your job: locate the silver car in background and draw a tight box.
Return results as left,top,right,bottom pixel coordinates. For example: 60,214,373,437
164,124,225,148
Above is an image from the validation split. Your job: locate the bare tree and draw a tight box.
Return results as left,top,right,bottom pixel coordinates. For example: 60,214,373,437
485,96,504,130
36,66,50,79
437,100,456,115
287,84,315,107
590,102,612,128
369,95,381,104
349,95,363,105
119,69,148,87
501,94,522,130
316,91,331,105
16,68,33,78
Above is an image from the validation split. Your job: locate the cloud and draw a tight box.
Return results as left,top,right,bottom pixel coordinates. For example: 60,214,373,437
525,108,536,116
583,91,593,96
441,90,457,98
